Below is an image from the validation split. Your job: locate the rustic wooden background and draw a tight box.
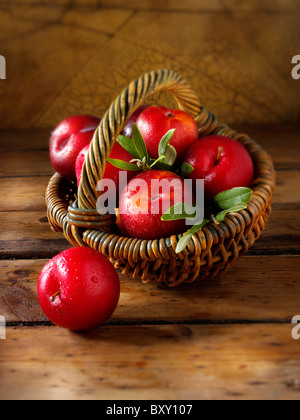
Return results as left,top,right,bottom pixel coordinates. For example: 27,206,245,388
0,0,299,130
1,0,300,401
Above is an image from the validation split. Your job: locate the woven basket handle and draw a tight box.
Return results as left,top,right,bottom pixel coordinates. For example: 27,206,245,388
77,69,202,210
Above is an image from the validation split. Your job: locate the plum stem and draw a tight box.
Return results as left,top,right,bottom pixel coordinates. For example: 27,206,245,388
50,290,61,302
217,146,223,161
215,146,223,166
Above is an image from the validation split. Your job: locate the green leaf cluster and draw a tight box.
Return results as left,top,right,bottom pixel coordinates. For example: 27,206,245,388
107,124,177,172
161,187,253,254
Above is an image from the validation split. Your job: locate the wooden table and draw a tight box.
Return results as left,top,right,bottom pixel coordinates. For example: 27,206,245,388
1,0,300,401
1,123,300,400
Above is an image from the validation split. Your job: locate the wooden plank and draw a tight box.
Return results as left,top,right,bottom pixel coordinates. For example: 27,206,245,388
0,3,297,402
0,125,299,163
0,211,70,259
0,132,299,256
1,256,300,324
234,124,300,170
0,177,49,212
0,151,53,177
272,172,300,205
0,202,299,260
249,206,300,255
0,162,299,212
0,125,299,173
0,168,299,260
0,129,50,152
0,324,299,400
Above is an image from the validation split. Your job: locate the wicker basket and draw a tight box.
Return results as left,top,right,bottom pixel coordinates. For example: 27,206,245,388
46,69,276,287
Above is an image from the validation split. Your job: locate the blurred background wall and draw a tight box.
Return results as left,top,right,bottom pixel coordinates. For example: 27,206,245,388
0,0,299,130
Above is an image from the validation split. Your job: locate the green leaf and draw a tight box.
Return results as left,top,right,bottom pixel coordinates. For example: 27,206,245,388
175,219,209,254
132,124,150,163
161,202,198,221
163,145,177,166
215,203,248,222
106,158,141,171
181,162,194,177
157,130,177,166
117,135,140,160
158,129,176,157
214,187,253,210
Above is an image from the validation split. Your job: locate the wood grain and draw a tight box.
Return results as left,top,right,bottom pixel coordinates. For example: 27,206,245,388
1,159,300,258
0,167,298,208
0,324,299,400
0,168,295,212
0,0,299,402
0,211,70,259
234,124,300,170
0,135,299,400
1,256,300,324
0,152,53,177
0,207,298,259
0,178,49,212
1,125,300,169
0,129,50,152
2,283,49,323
